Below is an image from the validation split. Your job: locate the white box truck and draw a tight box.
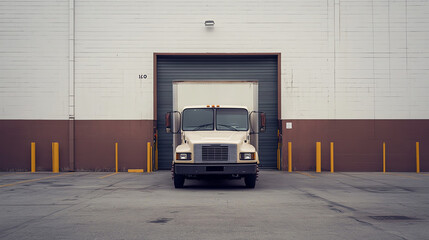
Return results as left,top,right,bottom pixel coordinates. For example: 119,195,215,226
165,81,266,188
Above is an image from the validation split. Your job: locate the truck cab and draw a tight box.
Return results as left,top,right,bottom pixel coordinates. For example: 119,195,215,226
166,105,265,188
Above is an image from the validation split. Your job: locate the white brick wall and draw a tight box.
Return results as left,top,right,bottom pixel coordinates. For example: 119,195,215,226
0,0,69,119
1,0,429,120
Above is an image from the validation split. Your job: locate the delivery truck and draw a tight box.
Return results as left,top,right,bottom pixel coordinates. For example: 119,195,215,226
165,81,265,188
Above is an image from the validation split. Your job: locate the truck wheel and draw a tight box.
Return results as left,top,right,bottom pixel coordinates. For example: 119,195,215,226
244,174,256,188
174,174,185,188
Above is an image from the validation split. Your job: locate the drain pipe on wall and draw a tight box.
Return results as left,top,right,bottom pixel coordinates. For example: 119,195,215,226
68,0,75,171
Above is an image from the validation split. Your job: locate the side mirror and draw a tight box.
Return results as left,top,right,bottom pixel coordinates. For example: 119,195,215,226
260,112,266,133
249,111,266,134
165,112,171,133
165,111,181,134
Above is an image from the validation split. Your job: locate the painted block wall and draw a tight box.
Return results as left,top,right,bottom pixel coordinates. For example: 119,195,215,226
0,0,70,119
1,0,429,120
74,0,429,120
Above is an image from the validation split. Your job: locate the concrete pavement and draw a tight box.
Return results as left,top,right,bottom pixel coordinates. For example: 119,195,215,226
0,170,428,239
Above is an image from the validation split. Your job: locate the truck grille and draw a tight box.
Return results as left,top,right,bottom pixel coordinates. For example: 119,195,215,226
194,144,236,163
202,145,229,161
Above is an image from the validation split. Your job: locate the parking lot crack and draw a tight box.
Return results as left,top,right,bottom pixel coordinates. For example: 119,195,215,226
294,187,356,213
337,173,414,193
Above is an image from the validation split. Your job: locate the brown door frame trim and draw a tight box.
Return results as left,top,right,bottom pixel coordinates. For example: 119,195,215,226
153,52,282,121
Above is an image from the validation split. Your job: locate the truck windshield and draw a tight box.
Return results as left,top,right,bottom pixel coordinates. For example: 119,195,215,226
182,108,214,131
216,108,248,131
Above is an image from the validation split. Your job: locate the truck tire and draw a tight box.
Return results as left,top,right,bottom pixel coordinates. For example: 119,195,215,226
244,174,256,188
174,174,185,188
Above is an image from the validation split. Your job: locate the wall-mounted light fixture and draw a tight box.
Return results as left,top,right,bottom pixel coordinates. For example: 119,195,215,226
204,20,215,27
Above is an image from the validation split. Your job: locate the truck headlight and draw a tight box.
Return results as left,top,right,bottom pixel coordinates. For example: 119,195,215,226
176,153,191,160
240,152,255,160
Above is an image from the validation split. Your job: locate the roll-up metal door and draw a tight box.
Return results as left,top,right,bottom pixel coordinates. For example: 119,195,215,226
156,55,278,169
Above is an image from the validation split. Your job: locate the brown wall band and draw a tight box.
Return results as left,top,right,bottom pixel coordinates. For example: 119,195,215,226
0,120,153,171
281,120,429,172
0,119,427,171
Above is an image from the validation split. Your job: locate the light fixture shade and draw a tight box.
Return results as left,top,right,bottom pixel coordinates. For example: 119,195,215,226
204,20,215,26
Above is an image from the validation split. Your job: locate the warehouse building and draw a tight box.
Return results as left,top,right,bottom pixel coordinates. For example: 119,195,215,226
0,0,428,172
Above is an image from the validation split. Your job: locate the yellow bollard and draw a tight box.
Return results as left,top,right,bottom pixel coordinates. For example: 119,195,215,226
383,142,386,173
147,142,151,173
155,135,159,171
150,145,153,172
115,142,118,173
52,142,59,173
330,142,334,173
288,142,292,172
277,143,281,170
416,142,420,173
316,142,321,173
31,142,36,172
277,130,280,170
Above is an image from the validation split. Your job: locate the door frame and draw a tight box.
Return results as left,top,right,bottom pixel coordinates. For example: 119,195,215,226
153,53,282,170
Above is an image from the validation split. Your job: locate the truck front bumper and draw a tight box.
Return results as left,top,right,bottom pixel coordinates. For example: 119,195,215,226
174,163,257,175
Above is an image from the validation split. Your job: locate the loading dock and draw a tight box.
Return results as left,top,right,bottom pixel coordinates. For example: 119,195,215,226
154,54,281,169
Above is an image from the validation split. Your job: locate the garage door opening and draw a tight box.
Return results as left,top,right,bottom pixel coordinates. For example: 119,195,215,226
154,54,280,170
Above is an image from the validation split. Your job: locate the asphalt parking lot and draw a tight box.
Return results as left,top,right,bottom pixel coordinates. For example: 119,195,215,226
0,170,428,240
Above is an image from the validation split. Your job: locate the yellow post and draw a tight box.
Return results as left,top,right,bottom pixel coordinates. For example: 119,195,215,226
383,142,386,173
147,142,151,173
150,145,153,172
330,142,334,173
316,142,321,173
288,142,292,172
115,142,118,173
416,142,420,173
276,130,280,170
277,143,281,170
31,142,36,173
52,142,59,173
155,134,159,170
